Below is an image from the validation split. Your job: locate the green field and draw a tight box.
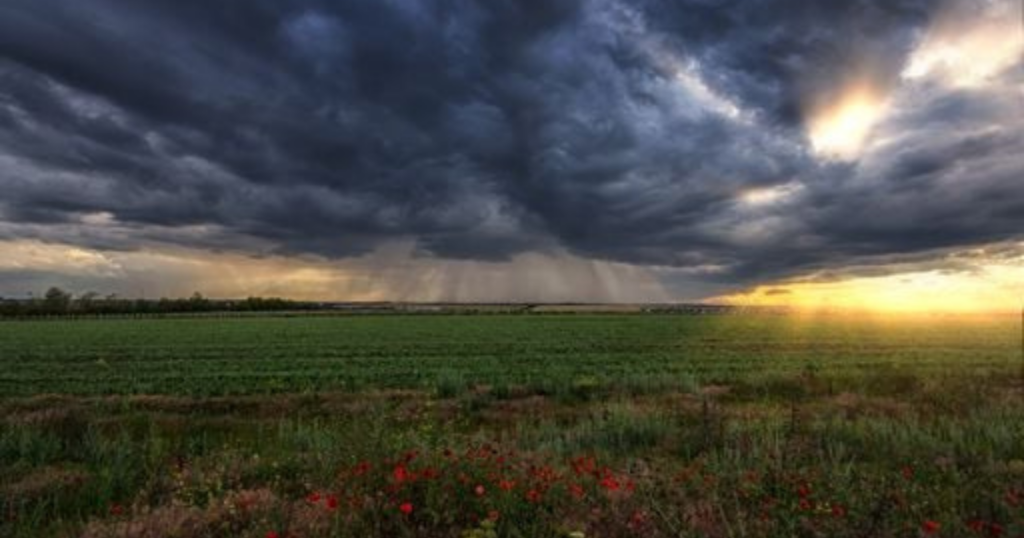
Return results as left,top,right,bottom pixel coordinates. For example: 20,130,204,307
2,314,1022,537
1,314,1017,397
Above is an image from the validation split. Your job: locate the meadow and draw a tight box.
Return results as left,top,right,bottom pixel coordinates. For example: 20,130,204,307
1,313,1022,537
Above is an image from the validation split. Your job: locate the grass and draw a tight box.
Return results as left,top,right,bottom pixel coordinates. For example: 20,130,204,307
0,313,1022,537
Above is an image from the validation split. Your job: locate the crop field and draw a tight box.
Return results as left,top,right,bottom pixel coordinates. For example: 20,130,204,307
1,313,1023,537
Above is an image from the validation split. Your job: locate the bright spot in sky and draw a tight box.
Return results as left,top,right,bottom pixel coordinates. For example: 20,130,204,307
807,85,886,160
715,258,1024,315
901,0,1023,87
738,183,802,207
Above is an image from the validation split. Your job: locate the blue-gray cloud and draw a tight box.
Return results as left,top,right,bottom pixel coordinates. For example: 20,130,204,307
0,0,1020,293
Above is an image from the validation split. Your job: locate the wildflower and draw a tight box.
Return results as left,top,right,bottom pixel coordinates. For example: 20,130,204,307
922,520,941,535
569,483,585,499
266,532,280,538
306,492,321,504
474,484,486,497
599,476,621,491
796,484,811,498
399,502,414,515
526,489,542,503
629,510,647,528
353,461,371,476
968,519,986,533
326,495,339,511
798,498,812,511
831,503,847,518
571,456,596,476
989,523,1004,537
487,510,500,522
394,465,411,483
498,479,516,491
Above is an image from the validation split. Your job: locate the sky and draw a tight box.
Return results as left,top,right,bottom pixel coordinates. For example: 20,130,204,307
0,0,1021,312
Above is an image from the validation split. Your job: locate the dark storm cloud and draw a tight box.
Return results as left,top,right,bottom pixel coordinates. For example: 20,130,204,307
0,0,1020,289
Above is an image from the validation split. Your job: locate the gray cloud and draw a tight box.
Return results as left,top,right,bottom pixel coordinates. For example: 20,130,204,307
0,0,1021,298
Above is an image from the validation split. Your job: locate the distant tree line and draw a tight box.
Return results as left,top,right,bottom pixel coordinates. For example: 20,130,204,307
0,287,316,317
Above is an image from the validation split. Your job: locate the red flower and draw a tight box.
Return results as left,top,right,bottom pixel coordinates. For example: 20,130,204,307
487,510,500,522
266,532,280,538
474,484,486,497
569,483,585,499
399,502,414,515
526,489,542,503
922,520,941,535
799,498,812,511
831,504,846,518
353,461,371,476
498,479,516,491
968,519,986,533
306,492,321,504
326,495,339,511
394,465,411,483
797,484,811,498
988,523,1004,537
600,476,621,491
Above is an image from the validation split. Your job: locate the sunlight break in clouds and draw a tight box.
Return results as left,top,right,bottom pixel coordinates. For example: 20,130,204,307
807,81,888,160
714,244,1024,315
901,0,1023,88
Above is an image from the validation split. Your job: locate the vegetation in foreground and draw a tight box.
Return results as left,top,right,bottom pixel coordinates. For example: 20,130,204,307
1,314,1022,537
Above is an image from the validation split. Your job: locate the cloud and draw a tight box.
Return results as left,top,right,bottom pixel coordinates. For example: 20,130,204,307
0,0,1020,300
0,239,668,303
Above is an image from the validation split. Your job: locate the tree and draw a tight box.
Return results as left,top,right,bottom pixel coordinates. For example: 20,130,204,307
43,287,72,314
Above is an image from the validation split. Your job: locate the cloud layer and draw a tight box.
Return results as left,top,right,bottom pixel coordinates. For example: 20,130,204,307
0,0,1021,299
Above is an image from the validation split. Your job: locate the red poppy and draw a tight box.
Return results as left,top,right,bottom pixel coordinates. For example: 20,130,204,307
600,476,621,491
989,523,1004,537
831,504,846,518
797,485,811,498
498,479,516,491
526,489,542,503
326,495,339,511
922,520,941,534
799,498,812,511
266,532,280,538
394,465,411,483
306,492,321,504
399,502,414,515
569,483,585,499
968,519,985,532
474,484,486,497
487,510,500,522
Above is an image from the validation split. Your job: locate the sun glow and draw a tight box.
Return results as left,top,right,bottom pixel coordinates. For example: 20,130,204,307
807,84,887,160
715,263,1024,315
901,0,1023,88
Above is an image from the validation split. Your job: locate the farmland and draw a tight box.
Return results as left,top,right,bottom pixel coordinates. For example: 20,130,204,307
1,313,1023,537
